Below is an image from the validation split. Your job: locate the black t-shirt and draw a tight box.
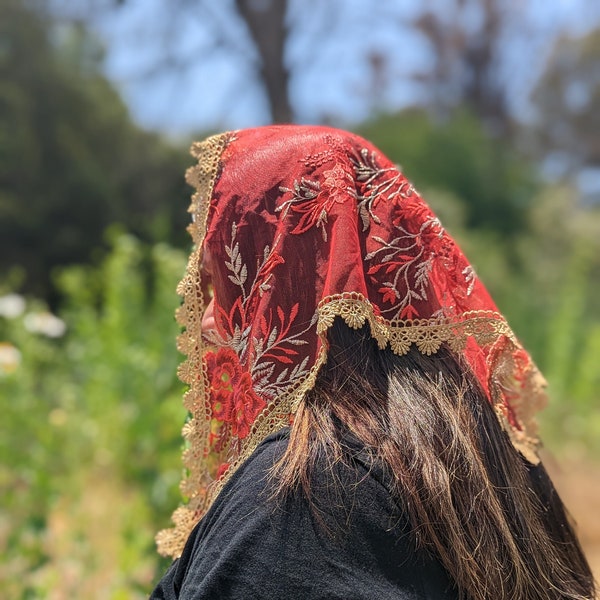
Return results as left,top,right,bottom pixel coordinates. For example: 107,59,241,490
150,429,458,599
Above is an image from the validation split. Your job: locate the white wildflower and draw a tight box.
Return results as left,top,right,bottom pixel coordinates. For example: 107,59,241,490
23,312,67,338
0,342,21,374
0,294,26,319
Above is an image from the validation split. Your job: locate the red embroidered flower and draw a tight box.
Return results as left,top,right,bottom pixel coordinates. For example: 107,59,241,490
211,389,232,421
230,371,267,439
285,164,354,235
206,347,240,422
321,164,353,204
205,347,266,440
214,358,237,389
393,198,432,227
209,347,239,386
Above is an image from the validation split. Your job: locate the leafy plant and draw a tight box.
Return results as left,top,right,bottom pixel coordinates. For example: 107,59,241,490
0,233,187,598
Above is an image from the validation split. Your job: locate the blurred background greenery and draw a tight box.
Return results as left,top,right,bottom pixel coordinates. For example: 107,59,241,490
1,0,599,597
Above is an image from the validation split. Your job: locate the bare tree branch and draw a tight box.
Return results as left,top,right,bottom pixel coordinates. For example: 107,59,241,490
235,0,292,123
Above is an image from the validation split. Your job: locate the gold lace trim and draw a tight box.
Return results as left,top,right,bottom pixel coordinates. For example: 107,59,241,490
185,134,232,246
317,293,514,354
157,135,546,559
317,293,545,465
156,132,233,558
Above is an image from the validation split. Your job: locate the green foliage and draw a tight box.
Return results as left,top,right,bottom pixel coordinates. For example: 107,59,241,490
0,233,187,598
512,189,600,455
0,0,191,299
434,185,600,457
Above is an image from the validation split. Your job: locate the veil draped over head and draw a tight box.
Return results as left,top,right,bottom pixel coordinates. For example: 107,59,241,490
156,125,547,559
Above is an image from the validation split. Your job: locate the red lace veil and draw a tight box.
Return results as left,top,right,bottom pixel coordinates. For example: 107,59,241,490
156,125,547,558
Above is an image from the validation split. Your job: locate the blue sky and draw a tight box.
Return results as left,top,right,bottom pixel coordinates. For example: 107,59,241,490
52,0,600,137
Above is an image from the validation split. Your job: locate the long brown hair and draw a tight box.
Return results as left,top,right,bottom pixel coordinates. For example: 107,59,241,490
273,318,595,599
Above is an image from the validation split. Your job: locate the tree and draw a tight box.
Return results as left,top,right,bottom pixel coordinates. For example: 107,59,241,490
531,28,600,178
62,0,568,137
412,0,519,135
78,0,405,127
235,0,292,123
0,0,191,299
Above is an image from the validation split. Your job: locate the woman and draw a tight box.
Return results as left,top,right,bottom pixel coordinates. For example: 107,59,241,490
151,125,595,599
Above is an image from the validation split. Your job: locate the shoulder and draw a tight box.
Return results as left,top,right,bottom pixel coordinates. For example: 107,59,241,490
152,429,458,599
209,429,409,554
150,431,291,599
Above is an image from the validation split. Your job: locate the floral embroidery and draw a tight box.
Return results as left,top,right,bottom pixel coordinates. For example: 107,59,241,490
351,147,415,230
158,126,547,560
322,164,353,203
215,462,230,480
217,223,313,390
230,371,265,439
278,163,355,240
364,220,436,320
205,347,266,442
207,347,238,421
347,146,475,321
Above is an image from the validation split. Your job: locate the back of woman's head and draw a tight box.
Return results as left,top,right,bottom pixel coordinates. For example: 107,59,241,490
158,125,595,599
276,318,595,600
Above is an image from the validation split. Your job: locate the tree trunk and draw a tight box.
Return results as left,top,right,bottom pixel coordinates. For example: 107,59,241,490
235,0,293,123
